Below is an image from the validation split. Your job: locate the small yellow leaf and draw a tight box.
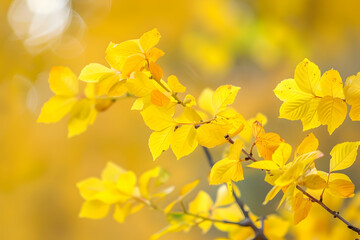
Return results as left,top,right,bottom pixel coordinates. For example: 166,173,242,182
344,72,360,105
121,55,146,78
79,63,114,83
247,160,279,170
320,69,345,98
150,89,170,107
294,58,321,95
49,66,78,96
272,142,292,168
141,105,176,131
113,202,133,223
149,127,174,160
263,186,282,205
139,28,161,52
349,103,360,121
296,133,319,156
37,96,77,123
79,200,110,219
105,40,141,71
293,198,312,224
171,125,198,160
180,179,200,196
116,171,137,196
255,132,284,160
209,158,244,185
101,162,126,182
168,75,186,93
149,62,163,81
317,96,347,135
67,99,97,138
139,166,160,199
126,71,156,97
228,139,243,160
329,141,360,172
146,47,165,63
198,88,215,115
95,73,121,96
212,85,240,113
189,191,213,233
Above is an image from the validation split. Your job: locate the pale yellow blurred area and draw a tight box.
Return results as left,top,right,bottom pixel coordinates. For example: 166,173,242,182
2,0,360,239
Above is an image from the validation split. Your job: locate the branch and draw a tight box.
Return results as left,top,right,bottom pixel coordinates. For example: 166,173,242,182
296,185,360,235
240,148,360,236
202,147,267,240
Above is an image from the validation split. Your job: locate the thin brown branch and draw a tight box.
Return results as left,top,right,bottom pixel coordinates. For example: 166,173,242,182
296,185,360,235
203,146,267,240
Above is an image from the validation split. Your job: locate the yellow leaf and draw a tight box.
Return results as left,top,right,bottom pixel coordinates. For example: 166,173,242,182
105,40,142,71
48,66,78,96
121,54,146,78
131,98,144,110
139,28,161,52
247,160,279,170
329,141,360,172
196,122,230,148
349,103,360,121
214,185,236,207
275,163,303,187
171,125,198,160
293,197,312,224
199,88,215,115
293,150,323,166
139,166,160,199
189,191,213,233
296,133,319,156
279,95,316,120
168,75,186,93
146,47,165,63
141,105,176,131
79,200,110,219
320,69,345,98
107,80,127,97
101,162,126,182
37,96,77,123
294,58,321,95
164,179,199,214
113,202,133,223
176,107,202,124
77,177,106,200
79,63,114,83
228,139,243,160
67,99,97,138
180,179,200,196
212,85,240,113
344,72,360,105
327,173,355,198
300,97,321,131
150,89,170,107
274,78,312,101
255,132,284,160
272,142,292,168
96,74,121,96
209,158,244,185
126,71,156,97
116,171,137,196
263,186,282,205
184,94,197,107
298,173,327,190
263,214,289,239
317,96,347,134
149,62,163,81
149,127,174,160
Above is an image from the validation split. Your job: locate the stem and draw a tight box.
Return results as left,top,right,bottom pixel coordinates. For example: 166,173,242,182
184,212,247,226
203,147,267,240
296,185,360,235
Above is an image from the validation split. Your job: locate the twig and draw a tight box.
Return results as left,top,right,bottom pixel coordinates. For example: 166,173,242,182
296,185,360,235
203,146,267,240
240,147,360,236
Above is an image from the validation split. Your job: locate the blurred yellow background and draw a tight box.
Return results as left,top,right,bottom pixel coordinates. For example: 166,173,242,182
1,0,360,239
